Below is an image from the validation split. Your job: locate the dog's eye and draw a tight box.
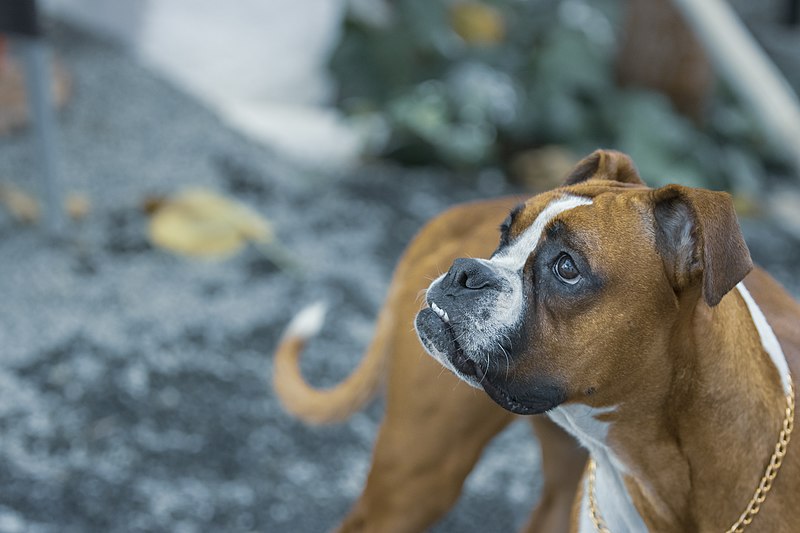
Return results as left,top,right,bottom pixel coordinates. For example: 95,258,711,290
553,254,581,285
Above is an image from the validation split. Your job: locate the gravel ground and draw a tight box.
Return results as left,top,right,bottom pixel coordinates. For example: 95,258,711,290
1,23,798,533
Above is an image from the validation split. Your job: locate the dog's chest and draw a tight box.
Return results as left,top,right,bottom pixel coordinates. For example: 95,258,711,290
547,404,647,532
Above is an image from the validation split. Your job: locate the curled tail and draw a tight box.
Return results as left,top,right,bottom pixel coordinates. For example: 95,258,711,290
272,301,392,424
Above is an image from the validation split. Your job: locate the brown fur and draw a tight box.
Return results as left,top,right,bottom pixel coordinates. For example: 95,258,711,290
273,150,800,532
274,196,587,531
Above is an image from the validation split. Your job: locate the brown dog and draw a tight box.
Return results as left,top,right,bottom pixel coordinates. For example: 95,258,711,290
274,150,799,532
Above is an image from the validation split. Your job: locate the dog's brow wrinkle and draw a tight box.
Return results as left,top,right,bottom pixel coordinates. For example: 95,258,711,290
491,195,593,272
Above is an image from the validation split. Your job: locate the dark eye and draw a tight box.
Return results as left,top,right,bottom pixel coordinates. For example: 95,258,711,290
553,254,581,284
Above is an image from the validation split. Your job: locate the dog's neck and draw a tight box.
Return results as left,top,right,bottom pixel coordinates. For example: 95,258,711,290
549,283,795,532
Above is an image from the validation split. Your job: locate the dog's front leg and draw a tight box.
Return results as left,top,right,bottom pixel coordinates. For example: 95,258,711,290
336,342,515,533
519,417,587,533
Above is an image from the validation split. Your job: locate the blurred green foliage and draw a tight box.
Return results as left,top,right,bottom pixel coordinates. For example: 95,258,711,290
331,0,784,191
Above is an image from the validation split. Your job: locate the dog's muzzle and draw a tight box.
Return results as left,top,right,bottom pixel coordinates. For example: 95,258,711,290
416,258,566,415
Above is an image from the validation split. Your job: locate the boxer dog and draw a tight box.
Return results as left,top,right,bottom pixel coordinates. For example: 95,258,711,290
273,150,799,532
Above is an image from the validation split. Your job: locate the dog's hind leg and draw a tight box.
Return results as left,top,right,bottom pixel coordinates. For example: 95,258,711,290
519,417,587,533
336,339,515,533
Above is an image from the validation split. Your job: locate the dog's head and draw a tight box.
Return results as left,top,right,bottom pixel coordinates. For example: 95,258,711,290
415,150,752,414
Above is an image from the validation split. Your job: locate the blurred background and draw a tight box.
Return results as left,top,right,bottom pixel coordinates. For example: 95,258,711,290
0,0,799,531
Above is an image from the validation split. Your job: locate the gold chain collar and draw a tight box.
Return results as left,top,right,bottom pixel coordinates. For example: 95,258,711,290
587,381,795,533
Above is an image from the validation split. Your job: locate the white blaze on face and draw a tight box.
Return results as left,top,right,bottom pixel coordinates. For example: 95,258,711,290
492,195,594,271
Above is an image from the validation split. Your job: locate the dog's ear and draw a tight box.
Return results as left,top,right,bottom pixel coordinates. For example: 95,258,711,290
564,149,645,186
652,185,752,307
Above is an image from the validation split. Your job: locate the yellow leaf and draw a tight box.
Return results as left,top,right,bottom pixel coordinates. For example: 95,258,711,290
0,182,40,224
148,188,272,259
65,193,91,220
450,2,505,45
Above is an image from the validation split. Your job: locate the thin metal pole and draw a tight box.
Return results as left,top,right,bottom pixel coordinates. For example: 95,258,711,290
18,37,64,236
788,0,800,26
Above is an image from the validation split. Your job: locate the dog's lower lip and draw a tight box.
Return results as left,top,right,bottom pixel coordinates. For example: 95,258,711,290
452,349,477,376
459,346,555,416
442,324,480,378
425,310,553,415
475,366,551,415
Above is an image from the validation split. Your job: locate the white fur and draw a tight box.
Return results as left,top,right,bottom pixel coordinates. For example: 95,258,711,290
548,404,647,532
736,282,792,395
284,301,327,339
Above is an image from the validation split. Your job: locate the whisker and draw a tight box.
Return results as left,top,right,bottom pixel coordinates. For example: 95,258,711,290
497,342,511,380
416,288,428,303
451,329,469,343
501,333,514,351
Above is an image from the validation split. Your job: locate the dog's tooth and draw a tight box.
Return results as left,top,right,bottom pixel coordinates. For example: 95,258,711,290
430,301,450,321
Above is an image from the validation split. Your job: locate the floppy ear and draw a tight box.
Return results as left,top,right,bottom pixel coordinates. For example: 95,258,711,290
564,149,645,186
652,185,753,307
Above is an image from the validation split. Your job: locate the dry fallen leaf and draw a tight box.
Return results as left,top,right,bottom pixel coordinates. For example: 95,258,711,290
141,195,167,215
65,193,91,221
147,188,272,259
0,182,41,223
450,2,505,46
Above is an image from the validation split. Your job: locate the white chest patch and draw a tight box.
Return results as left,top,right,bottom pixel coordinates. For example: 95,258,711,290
548,404,647,533
736,282,792,395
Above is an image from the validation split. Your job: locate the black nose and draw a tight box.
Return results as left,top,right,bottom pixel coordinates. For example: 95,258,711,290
444,258,501,293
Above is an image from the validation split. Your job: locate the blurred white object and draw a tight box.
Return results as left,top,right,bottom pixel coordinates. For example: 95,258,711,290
42,0,364,169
